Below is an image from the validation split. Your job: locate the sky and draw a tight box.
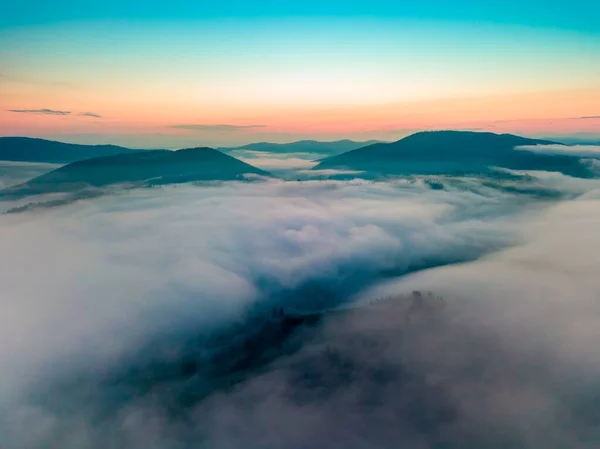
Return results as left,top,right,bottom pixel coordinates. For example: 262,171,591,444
1,0,599,148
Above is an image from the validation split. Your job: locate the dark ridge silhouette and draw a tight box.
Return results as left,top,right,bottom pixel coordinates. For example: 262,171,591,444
314,131,595,178
221,139,381,156
543,137,600,146
2,147,270,198
0,137,151,163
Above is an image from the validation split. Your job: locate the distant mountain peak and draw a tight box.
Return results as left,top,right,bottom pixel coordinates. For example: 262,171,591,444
0,136,157,163
314,130,591,178
2,147,270,199
221,139,382,156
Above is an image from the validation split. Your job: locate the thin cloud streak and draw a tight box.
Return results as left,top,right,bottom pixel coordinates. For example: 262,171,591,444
9,109,71,116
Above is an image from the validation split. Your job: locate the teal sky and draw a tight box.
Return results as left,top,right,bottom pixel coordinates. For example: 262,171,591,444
2,0,599,32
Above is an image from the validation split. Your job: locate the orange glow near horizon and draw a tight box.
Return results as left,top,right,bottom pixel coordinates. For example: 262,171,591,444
2,87,599,147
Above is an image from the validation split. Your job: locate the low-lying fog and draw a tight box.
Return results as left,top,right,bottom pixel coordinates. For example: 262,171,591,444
0,161,62,189
1,160,600,448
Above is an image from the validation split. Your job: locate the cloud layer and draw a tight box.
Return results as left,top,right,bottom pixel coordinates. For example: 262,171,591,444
0,161,60,189
517,143,600,157
1,172,600,448
229,149,319,173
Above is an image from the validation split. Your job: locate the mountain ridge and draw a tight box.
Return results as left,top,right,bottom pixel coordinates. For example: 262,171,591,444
314,130,594,178
221,139,382,156
0,137,155,163
2,147,270,198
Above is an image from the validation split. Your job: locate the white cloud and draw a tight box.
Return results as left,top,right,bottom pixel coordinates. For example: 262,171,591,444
0,179,519,390
1,174,600,447
516,144,600,157
298,168,367,178
237,156,318,171
194,189,600,449
225,149,321,172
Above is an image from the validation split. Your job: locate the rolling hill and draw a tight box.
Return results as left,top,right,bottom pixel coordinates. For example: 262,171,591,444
0,137,149,163
314,131,594,178
2,147,270,198
221,139,381,156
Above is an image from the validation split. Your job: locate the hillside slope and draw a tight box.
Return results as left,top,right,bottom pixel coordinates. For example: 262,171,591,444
222,139,381,156
314,131,593,178
0,137,149,163
2,147,269,197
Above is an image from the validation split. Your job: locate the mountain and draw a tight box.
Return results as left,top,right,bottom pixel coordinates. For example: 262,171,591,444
2,147,269,198
0,137,147,163
314,131,594,178
221,139,381,156
541,136,600,146
557,139,600,146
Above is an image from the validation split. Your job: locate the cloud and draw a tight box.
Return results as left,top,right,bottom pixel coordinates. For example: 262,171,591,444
195,185,600,449
516,143,600,157
8,109,103,118
349,191,600,445
79,112,102,118
9,108,71,116
0,178,521,385
299,168,367,178
238,156,317,171
171,124,267,132
228,150,319,172
0,161,60,190
1,173,600,447
578,116,600,119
